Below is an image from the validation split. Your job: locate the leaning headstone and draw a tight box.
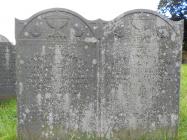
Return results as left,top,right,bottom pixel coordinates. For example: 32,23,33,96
16,8,183,140
0,35,16,98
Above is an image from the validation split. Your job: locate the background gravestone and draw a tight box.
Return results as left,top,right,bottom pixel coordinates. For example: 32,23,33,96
0,35,16,98
16,8,183,140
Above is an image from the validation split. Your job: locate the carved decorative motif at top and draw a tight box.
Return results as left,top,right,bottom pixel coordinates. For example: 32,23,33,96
45,15,69,41
16,9,95,41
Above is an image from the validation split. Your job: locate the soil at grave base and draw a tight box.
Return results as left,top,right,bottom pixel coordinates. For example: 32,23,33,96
182,51,187,64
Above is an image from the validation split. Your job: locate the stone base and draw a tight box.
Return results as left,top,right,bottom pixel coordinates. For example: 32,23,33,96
18,126,178,140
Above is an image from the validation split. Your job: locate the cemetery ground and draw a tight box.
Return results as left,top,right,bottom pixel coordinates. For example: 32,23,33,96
0,64,186,140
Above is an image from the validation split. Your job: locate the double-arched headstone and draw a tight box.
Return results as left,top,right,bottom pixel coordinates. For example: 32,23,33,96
16,8,183,139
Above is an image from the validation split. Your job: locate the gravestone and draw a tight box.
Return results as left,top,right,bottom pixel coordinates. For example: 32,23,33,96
0,35,16,98
16,8,183,140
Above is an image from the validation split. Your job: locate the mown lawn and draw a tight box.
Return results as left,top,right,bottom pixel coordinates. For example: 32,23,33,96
0,99,16,140
0,64,187,140
179,64,187,140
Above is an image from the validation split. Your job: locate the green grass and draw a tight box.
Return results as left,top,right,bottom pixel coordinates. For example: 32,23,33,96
179,64,187,140
0,99,16,140
0,64,187,140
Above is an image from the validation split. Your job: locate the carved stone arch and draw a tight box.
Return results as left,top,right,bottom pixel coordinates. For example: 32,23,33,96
16,8,96,40
103,9,183,41
113,9,182,33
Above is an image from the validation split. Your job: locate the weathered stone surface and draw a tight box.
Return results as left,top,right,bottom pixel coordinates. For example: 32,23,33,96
100,10,183,139
16,8,183,139
0,35,16,98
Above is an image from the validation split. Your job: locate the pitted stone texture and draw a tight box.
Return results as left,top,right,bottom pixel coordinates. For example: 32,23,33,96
16,9,99,140
100,10,183,139
0,35,16,98
16,9,183,140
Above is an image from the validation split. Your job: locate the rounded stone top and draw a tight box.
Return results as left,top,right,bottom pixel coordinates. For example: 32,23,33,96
0,35,9,42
